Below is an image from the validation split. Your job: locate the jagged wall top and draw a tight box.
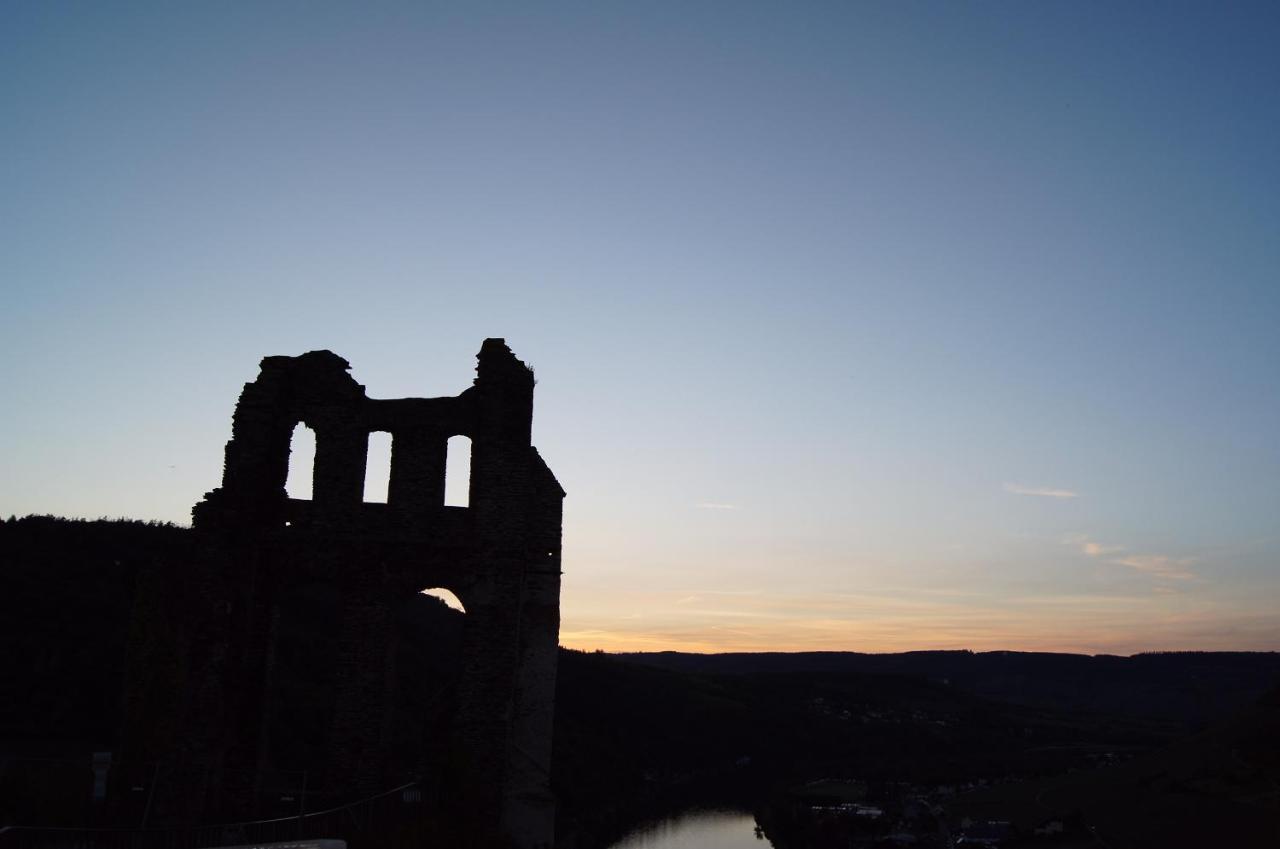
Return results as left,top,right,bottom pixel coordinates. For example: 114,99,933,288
194,339,560,531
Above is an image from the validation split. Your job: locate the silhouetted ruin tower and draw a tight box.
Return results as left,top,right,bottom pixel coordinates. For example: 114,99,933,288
135,340,563,847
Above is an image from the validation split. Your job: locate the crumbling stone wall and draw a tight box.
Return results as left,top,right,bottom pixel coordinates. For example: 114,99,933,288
123,340,563,848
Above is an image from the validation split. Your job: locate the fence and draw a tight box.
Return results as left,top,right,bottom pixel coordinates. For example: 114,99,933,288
1,773,431,849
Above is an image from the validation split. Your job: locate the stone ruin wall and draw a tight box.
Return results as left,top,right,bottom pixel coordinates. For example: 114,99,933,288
122,339,564,849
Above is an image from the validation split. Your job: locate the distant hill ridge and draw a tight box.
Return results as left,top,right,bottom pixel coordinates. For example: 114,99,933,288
616,648,1280,726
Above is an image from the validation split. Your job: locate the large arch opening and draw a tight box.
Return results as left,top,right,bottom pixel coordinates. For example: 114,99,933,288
284,423,316,500
396,587,466,788
444,435,472,507
364,431,392,503
421,587,466,613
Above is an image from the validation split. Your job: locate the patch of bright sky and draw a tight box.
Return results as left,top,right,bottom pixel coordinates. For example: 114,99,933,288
3,2,1278,653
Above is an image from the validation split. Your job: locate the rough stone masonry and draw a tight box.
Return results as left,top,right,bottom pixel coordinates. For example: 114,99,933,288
123,339,563,848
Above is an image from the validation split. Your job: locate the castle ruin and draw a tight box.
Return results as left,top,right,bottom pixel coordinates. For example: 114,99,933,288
123,339,563,848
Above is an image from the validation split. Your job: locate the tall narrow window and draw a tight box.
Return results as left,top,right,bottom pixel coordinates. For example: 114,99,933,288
444,435,471,507
364,431,392,503
285,423,316,499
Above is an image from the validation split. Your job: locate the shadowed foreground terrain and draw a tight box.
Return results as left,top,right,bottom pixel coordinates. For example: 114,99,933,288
3,516,1278,848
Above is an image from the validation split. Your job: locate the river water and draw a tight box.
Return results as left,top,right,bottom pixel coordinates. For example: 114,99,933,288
609,810,771,849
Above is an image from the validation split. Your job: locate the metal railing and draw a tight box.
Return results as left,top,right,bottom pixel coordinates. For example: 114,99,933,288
1,780,428,849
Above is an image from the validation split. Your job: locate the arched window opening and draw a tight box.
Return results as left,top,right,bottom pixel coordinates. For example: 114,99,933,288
444,435,471,507
284,423,316,500
364,431,392,503
421,587,466,613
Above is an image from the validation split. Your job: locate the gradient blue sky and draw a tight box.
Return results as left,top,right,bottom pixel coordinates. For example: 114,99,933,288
4,2,1278,653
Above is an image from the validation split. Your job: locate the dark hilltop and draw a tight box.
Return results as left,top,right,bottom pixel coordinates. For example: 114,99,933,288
4,514,1279,848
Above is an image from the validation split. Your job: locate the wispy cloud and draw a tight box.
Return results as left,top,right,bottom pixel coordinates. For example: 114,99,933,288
1062,534,1116,554
1068,535,1197,582
1112,554,1197,581
1004,482,1078,499
695,502,738,510
1080,540,1126,557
